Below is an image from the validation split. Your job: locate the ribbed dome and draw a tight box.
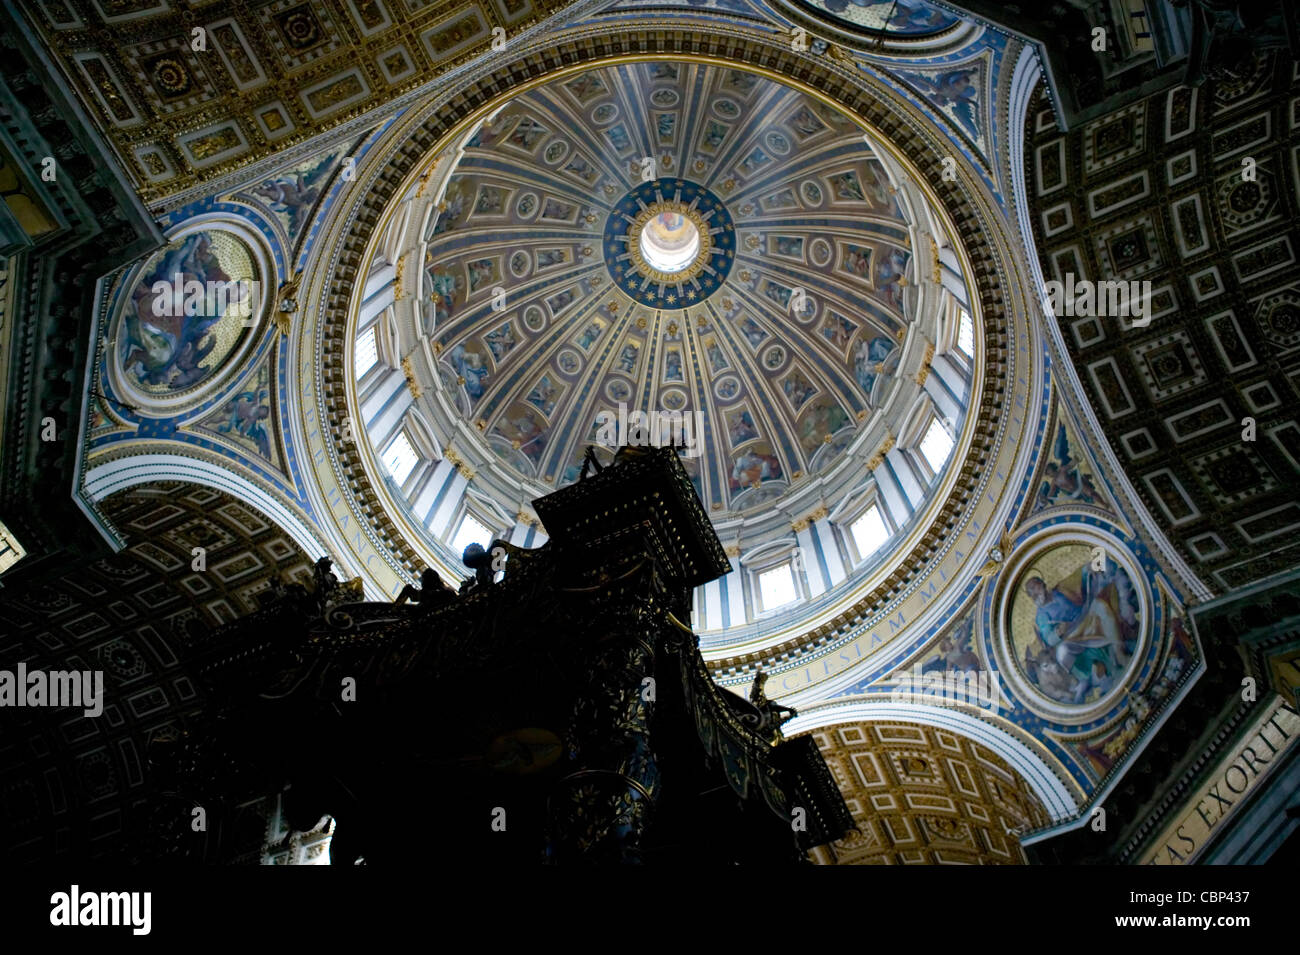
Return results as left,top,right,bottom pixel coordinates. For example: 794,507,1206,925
421,61,926,517
352,59,977,642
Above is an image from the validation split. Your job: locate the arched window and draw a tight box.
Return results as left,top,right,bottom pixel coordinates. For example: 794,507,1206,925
918,417,954,475
757,563,798,612
849,504,889,563
956,308,974,357
381,431,419,486
450,510,493,555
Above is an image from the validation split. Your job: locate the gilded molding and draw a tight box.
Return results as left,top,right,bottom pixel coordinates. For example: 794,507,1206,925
400,355,421,399
914,342,935,386
444,446,475,480
866,433,896,472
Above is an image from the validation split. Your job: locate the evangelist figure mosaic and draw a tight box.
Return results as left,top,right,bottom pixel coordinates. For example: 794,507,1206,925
115,230,258,396
1010,545,1141,707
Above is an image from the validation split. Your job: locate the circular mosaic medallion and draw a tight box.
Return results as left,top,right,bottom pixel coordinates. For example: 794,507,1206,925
713,98,741,119
792,292,818,323
515,192,538,219
557,348,581,376
995,527,1150,723
522,304,546,332
809,237,833,267
660,388,688,411
765,130,792,155
714,375,741,402
762,345,788,370
543,139,569,165
605,378,633,402
603,178,735,309
109,224,268,413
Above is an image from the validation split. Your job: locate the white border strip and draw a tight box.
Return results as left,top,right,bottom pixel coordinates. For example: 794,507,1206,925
84,453,329,568
72,273,127,550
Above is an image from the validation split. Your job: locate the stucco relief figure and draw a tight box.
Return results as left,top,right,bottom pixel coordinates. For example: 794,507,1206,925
1015,555,1139,706
249,154,334,237
1037,423,1103,508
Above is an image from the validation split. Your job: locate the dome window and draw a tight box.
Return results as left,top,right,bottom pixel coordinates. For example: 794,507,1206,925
450,511,493,556
850,505,889,563
356,326,379,377
381,431,419,485
918,417,954,474
638,211,700,273
758,563,798,612
956,309,974,357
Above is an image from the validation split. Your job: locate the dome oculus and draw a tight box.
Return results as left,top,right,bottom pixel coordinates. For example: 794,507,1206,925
639,211,700,273
604,178,734,308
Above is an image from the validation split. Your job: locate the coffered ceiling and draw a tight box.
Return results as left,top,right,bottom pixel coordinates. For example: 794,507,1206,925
26,0,569,204
0,482,313,862
1022,52,1300,595
807,719,1050,864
